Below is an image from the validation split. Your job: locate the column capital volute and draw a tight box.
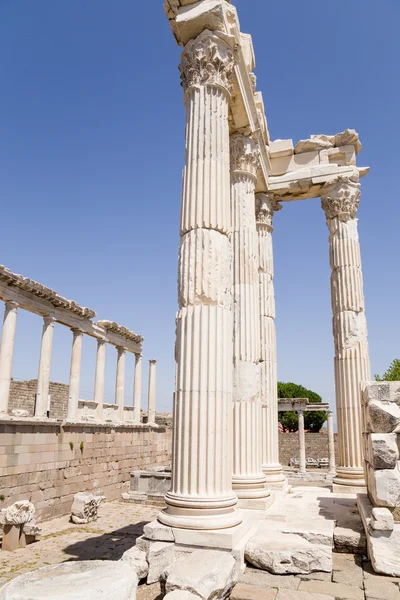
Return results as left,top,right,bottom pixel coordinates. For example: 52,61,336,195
320,174,361,222
116,345,128,355
179,29,235,98
43,315,56,327
70,327,84,336
96,336,107,345
255,193,281,229
5,300,19,311
149,359,157,365
230,133,259,179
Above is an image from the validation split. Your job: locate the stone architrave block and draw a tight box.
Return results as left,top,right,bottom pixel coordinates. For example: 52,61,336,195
370,507,394,531
147,541,176,585
0,561,138,600
70,492,106,524
367,433,399,469
366,400,400,433
368,465,400,508
164,550,237,600
121,547,149,581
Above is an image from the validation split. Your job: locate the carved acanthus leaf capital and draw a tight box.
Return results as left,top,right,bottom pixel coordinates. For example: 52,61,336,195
180,30,235,96
230,133,259,178
255,193,281,228
321,175,361,222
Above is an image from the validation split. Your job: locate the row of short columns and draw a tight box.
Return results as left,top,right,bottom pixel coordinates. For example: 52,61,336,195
0,304,156,424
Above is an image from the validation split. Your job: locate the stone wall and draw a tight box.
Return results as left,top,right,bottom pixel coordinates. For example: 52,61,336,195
279,430,339,467
9,380,69,420
0,421,172,522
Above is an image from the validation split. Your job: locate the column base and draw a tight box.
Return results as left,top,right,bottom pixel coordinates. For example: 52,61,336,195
159,492,241,530
232,474,270,500
332,467,366,494
237,492,275,511
263,463,287,490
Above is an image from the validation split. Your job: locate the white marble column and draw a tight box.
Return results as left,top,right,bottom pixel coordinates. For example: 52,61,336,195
230,134,268,501
94,339,106,420
67,328,83,421
327,409,336,476
298,409,306,473
147,359,156,426
35,316,55,418
0,301,19,416
159,30,241,530
133,353,142,424
256,194,286,487
116,347,126,422
321,174,370,490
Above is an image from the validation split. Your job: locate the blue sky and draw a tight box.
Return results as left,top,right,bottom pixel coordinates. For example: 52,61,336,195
0,1,398,420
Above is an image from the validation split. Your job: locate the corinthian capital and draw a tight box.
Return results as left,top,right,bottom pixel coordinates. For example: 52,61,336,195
255,193,281,229
321,175,361,221
179,30,235,96
230,134,259,178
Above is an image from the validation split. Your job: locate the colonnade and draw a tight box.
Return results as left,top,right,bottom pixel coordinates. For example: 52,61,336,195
0,298,157,425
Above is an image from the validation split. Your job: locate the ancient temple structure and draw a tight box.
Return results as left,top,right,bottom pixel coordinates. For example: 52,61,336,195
160,0,371,536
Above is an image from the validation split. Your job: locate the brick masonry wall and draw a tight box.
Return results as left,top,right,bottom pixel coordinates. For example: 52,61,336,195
9,380,69,420
0,421,172,522
278,430,339,466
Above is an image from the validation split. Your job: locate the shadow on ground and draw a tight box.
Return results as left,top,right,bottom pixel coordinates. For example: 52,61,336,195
63,521,149,561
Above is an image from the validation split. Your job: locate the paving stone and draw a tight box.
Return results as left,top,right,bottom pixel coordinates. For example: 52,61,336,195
298,580,364,599
333,553,363,571
364,578,400,600
275,590,335,600
230,583,278,600
363,560,400,583
297,573,332,582
241,568,300,590
332,568,363,588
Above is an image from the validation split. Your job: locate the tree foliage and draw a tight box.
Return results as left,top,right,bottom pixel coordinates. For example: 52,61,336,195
278,382,327,433
375,359,400,382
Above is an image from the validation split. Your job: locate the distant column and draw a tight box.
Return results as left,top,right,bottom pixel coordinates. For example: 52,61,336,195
327,409,336,476
35,316,55,418
256,194,286,488
116,347,126,422
147,359,156,426
298,410,306,474
94,339,106,420
321,174,370,490
133,353,143,424
67,328,83,420
0,301,19,416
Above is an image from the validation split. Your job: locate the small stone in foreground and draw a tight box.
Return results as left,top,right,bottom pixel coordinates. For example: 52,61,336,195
121,546,149,580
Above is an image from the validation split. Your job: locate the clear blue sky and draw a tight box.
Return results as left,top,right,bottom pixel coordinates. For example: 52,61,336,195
0,1,398,419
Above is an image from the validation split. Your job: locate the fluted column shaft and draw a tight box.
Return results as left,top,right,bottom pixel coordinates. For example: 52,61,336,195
148,359,156,425
230,134,268,500
159,30,240,530
67,328,83,420
94,339,106,420
133,353,143,424
298,410,306,473
0,301,19,415
35,316,55,417
116,347,126,421
321,175,370,489
327,410,336,475
256,195,285,486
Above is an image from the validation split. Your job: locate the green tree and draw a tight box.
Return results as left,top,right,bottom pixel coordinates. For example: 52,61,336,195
375,359,400,382
278,382,327,433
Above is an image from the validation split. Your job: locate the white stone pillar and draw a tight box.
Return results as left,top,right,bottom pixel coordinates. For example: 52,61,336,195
147,359,156,426
67,328,83,421
133,353,143,424
0,301,19,416
230,134,268,502
94,339,106,420
35,316,55,418
321,174,370,491
159,30,241,531
256,194,286,487
115,347,126,422
298,410,306,474
327,409,336,476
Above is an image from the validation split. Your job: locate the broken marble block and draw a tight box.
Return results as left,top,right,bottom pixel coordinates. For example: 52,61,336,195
1,500,38,552
164,550,237,600
121,546,149,581
366,400,400,433
366,433,399,469
0,560,138,600
370,507,394,531
368,465,400,508
70,492,106,524
147,541,176,584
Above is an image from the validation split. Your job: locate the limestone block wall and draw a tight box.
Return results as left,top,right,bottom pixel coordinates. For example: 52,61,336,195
0,421,172,521
9,380,69,420
278,431,339,467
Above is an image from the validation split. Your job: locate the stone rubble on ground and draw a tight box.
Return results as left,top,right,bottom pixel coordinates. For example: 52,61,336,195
121,546,149,581
70,492,106,524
